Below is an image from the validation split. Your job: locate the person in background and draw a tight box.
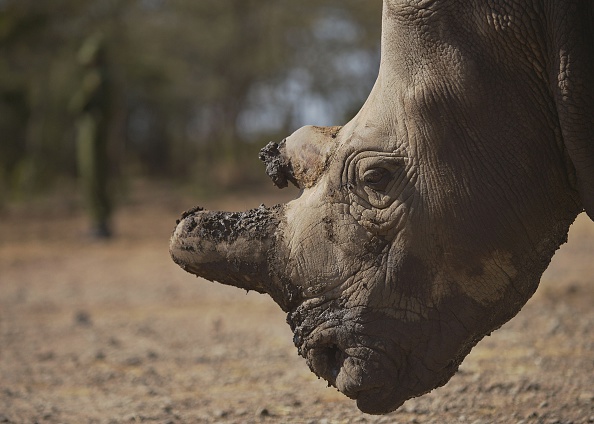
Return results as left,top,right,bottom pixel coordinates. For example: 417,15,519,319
70,33,114,239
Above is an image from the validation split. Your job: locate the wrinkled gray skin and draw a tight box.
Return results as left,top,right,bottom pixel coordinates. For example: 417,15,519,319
170,0,594,414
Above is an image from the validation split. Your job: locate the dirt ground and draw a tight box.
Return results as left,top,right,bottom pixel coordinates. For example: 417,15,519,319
1,182,593,424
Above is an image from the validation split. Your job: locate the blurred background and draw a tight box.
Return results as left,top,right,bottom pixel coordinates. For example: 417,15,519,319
0,0,382,221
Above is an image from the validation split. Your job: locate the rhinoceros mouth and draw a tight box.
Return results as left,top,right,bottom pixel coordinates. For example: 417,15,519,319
297,326,406,413
304,340,407,414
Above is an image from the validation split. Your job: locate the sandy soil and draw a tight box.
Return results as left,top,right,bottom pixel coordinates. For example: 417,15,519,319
1,182,593,424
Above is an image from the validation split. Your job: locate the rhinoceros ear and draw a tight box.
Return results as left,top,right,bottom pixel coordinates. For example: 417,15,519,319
554,2,594,221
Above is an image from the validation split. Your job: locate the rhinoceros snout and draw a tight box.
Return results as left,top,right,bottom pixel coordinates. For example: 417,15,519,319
303,337,405,414
170,205,281,293
170,204,301,311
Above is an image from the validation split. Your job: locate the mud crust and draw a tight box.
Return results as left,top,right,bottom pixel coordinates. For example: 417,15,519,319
259,141,298,189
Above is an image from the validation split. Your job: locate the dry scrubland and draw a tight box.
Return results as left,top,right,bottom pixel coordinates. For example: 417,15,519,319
1,182,593,423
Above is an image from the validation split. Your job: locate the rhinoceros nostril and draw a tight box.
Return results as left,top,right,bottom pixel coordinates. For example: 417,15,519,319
320,344,343,380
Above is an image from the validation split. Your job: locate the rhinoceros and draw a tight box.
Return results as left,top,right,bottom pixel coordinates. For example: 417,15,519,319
170,0,594,414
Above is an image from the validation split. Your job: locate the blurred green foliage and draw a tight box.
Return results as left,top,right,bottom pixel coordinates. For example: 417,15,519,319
0,0,382,202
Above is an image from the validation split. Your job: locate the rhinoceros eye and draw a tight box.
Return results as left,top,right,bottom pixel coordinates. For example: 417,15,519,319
363,168,391,191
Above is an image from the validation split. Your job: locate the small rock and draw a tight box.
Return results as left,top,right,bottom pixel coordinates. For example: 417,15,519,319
539,401,549,408
0,414,11,423
95,350,106,360
37,351,55,361
258,408,271,417
404,402,417,413
108,337,121,347
123,357,143,366
214,410,229,418
525,382,541,391
74,310,92,326
566,284,579,294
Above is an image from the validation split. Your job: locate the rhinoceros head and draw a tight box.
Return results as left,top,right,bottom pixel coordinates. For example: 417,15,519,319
170,0,593,414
